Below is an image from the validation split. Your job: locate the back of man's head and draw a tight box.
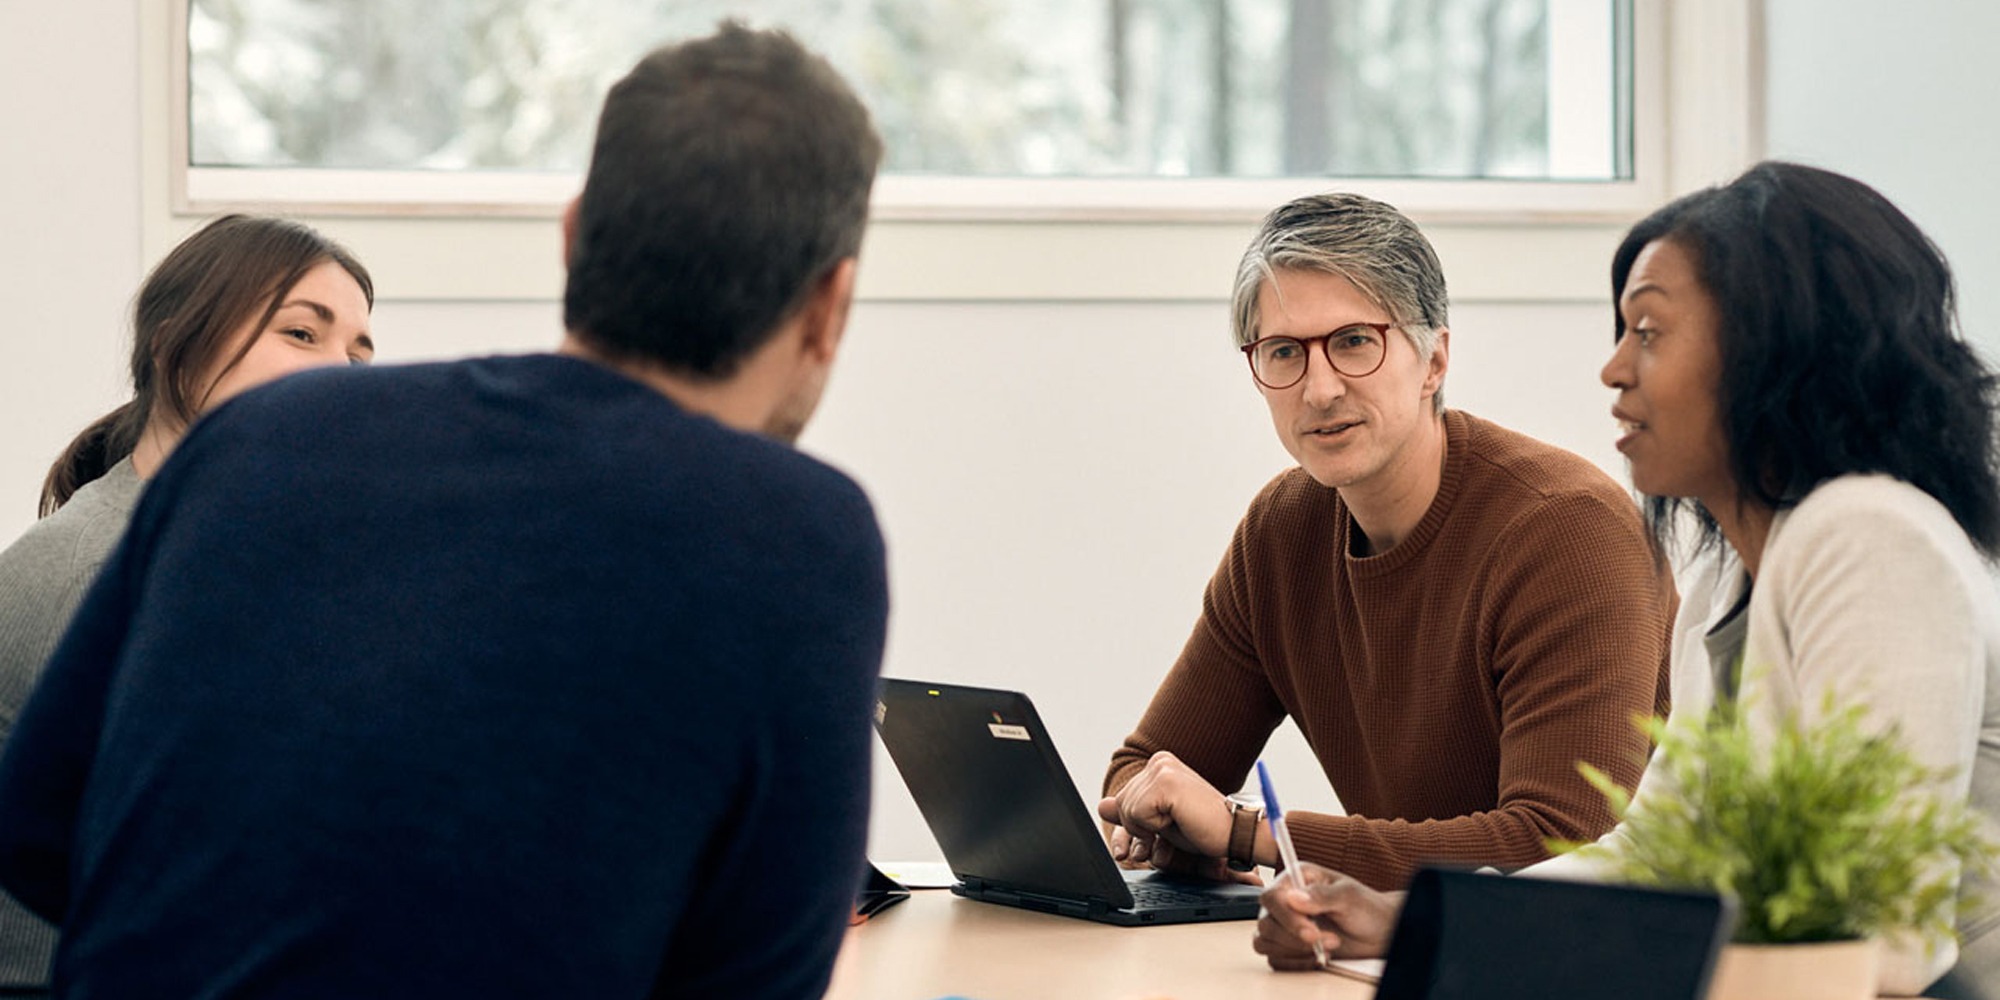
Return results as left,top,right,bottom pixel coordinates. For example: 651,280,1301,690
563,24,882,379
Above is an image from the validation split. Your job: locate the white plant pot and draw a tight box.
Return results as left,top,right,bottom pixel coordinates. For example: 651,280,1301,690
1705,938,1880,1000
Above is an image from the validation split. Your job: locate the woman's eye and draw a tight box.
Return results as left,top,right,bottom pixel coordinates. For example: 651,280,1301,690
281,327,317,344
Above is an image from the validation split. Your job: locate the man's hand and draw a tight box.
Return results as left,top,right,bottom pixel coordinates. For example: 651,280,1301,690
1096,750,1234,868
1252,861,1403,971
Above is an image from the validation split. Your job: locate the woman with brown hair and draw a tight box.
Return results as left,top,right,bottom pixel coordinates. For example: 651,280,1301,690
0,213,373,993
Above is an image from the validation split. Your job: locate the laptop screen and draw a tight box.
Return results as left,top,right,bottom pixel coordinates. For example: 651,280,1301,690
1375,868,1734,1000
874,679,1135,907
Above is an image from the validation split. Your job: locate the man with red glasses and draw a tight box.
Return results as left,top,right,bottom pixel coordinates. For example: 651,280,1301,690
1098,193,1674,892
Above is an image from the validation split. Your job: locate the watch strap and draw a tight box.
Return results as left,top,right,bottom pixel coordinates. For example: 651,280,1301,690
1227,798,1261,871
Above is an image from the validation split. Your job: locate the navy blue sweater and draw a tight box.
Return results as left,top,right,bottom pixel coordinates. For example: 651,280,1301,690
0,355,888,998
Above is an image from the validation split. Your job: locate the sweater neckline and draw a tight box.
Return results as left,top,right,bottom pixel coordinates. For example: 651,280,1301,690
1341,409,1469,578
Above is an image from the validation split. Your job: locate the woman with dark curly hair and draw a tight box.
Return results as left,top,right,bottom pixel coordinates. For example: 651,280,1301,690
1254,162,2000,998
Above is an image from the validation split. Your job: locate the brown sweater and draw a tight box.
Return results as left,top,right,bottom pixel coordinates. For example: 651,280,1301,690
1106,410,1674,890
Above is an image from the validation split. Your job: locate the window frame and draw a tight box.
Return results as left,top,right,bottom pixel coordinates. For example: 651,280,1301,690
146,0,1763,304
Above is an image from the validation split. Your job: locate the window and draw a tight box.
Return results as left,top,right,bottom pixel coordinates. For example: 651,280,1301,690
151,0,1759,303
179,0,1642,219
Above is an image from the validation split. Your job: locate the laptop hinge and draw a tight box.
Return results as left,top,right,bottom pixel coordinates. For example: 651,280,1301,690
965,879,1114,918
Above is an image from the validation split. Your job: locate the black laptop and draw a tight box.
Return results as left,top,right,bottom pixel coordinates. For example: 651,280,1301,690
1374,867,1736,1000
874,678,1265,925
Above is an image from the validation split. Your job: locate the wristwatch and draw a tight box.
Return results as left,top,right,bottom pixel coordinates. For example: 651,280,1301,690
1226,798,1261,872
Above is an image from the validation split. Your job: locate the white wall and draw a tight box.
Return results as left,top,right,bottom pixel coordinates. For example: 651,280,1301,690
361,294,1622,860
0,3,142,537
1762,0,2000,359
6,1,1995,867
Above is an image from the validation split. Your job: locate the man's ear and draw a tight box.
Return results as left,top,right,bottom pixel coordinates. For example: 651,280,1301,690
1423,327,1450,396
561,196,582,267
799,258,859,365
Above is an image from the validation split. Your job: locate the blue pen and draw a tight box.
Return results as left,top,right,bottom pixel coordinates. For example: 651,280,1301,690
1256,760,1329,970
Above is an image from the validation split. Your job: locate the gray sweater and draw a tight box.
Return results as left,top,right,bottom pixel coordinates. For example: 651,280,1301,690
0,458,143,991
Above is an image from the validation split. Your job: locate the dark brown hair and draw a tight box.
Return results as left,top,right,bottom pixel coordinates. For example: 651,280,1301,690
39,215,372,516
563,23,881,378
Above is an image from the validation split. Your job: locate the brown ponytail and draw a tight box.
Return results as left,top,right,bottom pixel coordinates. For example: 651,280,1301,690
38,401,148,517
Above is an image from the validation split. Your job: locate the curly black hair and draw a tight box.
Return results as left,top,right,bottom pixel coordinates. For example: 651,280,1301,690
1612,161,2000,556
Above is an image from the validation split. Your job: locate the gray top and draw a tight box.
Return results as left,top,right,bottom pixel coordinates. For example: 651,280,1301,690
0,457,143,990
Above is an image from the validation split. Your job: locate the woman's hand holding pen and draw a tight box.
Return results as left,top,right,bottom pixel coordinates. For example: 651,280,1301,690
1253,861,1403,970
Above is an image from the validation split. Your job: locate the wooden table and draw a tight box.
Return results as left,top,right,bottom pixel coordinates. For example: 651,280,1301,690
824,889,1372,1000
823,888,1935,1000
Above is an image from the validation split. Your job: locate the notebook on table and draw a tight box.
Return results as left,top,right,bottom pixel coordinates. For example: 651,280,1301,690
873,678,1264,926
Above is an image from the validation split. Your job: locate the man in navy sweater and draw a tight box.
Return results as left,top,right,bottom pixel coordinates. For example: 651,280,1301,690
0,24,886,999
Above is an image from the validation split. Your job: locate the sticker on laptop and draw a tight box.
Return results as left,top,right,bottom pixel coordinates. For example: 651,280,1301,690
988,723,1031,741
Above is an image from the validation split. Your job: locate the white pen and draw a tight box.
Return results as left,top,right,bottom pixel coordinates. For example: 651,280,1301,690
1255,759,1329,970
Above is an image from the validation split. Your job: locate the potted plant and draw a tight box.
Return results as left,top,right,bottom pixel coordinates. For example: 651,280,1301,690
1560,701,1993,1000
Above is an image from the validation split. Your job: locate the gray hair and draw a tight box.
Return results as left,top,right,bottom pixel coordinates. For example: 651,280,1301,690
1230,193,1450,413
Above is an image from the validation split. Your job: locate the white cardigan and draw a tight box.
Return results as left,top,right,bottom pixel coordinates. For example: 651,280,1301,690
1530,474,2000,995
